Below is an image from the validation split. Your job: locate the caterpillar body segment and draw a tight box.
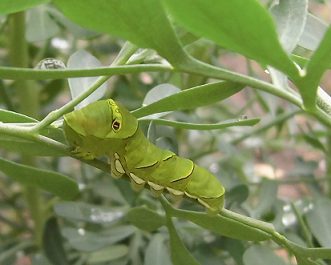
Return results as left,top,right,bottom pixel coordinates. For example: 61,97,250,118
63,99,225,213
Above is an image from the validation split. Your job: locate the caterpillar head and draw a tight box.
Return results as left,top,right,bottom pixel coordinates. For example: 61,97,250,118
63,99,138,159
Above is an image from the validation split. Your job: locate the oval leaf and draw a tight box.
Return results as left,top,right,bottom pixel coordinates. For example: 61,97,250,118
132,81,243,118
43,217,69,265
306,199,331,247
0,0,49,15
0,109,37,123
144,234,172,265
167,218,200,265
140,118,260,130
26,7,60,42
163,0,298,77
87,245,128,263
68,50,107,109
61,225,136,252
53,0,188,65
298,14,327,51
142,84,181,119
271,0,308,52
243,245,289,265
0,157,79,200
296,25,331,109
0,136,65,156
127,206,166,232
54,202,125,224
173,209,270,241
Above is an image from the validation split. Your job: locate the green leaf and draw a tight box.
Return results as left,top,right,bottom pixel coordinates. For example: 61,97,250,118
306,199,331,247
298,14,328,51
0,0,49,15
0,135,65,156
296,25,331,109
243,245,289,265
144,234,172,265
0,157,79,200
271,0,308,52
61,225,136,251
163,0,298,77
87,245,128,264
126,206,166,232
167,218,200,265
132,81,243,118
173,209,270,241
0,109,37,123
26,6,60,42
42,217,69,265
68,50,107,109
54,202,125,224
53,0,188,65
140,118,260,130
225,185,249,208
252,179,278,219
142,84,181,119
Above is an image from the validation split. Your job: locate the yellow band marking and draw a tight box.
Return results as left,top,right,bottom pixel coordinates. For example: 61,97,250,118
148,181,164,191
129,173,145,185
184,192,197,199
166,187,184,196
115,160,125,174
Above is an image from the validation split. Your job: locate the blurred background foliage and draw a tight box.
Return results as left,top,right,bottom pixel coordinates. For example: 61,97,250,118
0,0,331,265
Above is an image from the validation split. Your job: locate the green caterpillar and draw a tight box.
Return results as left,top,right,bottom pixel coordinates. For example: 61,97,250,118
63,99,225,213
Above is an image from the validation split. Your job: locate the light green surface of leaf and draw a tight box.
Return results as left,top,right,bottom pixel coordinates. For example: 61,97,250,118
0,136,65,156
0,109,37,123
26,7,60,42
0,157,79,200
173,210,271,241
167,218,200,265
127,206,166,232
298,14,328,51
163,0,298,77
132,81,243,118
252,179,278,219
297,25,331,109
61,225,136,251
0,0,49,15
142,83,181,119
271,0,308,52
87,245,128,263
140,118,260,130
42,217,69,265
243,245,289,265
144,234,172,265
68,50,107,109
54,202,125,224
306,199,331,247
53,0,188,64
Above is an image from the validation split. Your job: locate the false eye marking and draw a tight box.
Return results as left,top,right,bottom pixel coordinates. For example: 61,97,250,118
112,120,121,131
129,173,145,185
114,159,125,174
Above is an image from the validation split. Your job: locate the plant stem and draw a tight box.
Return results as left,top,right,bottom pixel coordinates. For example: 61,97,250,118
327,135,331,198
29,42,139,133
8,11,43,247
179,57,331,128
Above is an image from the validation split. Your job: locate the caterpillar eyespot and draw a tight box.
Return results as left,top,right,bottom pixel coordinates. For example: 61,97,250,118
112,120,121,131
63,99,225,213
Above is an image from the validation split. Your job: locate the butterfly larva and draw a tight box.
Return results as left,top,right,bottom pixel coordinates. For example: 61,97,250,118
63,99,225,213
